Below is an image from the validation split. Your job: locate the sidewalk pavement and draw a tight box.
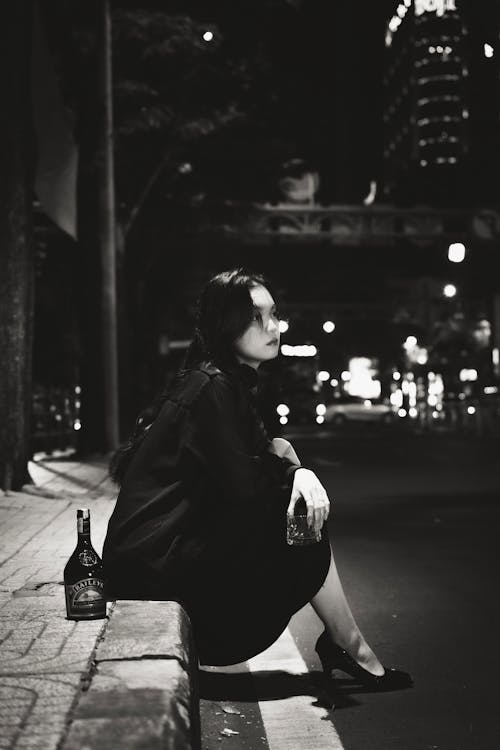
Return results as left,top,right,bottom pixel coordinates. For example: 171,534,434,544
1,452,201,750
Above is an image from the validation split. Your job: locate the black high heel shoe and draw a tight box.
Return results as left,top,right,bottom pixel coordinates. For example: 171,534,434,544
315,630,413,690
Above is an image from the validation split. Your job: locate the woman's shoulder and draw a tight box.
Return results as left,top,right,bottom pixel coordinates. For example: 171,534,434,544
170,363,234,409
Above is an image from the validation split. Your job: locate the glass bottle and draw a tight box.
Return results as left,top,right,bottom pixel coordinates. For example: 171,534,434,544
64,508,106,620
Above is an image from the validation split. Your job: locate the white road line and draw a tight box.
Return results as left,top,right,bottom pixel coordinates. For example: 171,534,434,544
247,627,345,750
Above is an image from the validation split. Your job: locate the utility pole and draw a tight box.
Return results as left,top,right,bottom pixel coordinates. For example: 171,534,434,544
99,0,119,451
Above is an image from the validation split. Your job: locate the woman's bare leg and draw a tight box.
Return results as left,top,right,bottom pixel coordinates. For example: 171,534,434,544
280,442,385,675
310,544,385,676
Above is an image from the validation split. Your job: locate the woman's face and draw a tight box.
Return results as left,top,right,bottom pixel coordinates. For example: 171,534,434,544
234,284,280,369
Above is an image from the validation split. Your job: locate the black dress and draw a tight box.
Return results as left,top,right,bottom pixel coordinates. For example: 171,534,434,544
102,361,331,665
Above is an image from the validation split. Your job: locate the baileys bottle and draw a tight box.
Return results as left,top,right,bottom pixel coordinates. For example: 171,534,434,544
64,508,106,620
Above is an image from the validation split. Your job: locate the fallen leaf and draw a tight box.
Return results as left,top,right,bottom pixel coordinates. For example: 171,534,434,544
219,704,241,715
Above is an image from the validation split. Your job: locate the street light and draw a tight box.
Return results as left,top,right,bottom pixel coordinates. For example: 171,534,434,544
443,283,457,298
459,369,478,382
281,344,317,357
448,242,466,263
278,320,289,334
323,320,335,333
203,31,214,42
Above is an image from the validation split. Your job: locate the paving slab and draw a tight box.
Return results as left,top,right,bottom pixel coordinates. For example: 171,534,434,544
0,459,116,750
0,458,199,749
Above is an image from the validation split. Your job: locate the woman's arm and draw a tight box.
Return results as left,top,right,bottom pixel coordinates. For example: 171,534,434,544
185,376,330,531
269,439,330,533
184,378,299,513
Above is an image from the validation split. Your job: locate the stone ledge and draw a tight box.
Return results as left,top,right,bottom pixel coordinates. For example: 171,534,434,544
98,600,192,665
62,601,200,750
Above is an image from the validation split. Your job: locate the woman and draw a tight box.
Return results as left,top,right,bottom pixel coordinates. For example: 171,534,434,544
103,268,411,688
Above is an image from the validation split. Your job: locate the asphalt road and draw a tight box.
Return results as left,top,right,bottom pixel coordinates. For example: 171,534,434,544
200,428,500,750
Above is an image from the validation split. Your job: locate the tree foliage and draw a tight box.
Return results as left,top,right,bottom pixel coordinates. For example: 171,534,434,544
63,1,307,232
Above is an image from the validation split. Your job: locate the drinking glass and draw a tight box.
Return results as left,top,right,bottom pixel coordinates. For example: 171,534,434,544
286,513,321,545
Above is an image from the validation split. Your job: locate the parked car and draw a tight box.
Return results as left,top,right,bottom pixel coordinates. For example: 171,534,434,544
324,396,396,425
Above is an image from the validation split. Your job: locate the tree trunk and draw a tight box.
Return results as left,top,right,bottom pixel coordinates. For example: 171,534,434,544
0,2,34,491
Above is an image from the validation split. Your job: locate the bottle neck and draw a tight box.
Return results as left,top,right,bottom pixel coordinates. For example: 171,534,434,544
77,518,91,543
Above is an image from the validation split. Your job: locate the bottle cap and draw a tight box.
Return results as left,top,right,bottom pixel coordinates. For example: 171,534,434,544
77,508,90,519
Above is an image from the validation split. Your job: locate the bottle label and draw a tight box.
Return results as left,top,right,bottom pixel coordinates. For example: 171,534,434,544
78,550,98,567
78,518,90,535
66,578,106,617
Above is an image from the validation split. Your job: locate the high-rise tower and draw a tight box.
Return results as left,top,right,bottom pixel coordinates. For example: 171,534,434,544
383,0,500,206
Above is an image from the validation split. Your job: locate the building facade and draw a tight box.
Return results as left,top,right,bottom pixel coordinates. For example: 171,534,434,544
383,0,500,206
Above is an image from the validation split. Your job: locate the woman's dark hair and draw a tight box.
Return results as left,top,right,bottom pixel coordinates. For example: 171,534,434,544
183,268,271,369
109,268,272,485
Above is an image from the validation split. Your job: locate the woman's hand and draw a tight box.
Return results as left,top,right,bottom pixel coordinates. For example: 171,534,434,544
288,468,330,533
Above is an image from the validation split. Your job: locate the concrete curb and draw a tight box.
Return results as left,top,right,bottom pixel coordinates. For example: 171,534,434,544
62,601,200,750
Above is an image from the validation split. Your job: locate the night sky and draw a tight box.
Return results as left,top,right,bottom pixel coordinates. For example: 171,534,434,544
277,0,395,202
195,0,397,204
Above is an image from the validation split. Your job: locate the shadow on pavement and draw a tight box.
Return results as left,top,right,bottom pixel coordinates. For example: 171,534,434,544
199,668,365,709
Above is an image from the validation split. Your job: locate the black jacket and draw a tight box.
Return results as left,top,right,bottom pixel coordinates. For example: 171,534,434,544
102,361,330,664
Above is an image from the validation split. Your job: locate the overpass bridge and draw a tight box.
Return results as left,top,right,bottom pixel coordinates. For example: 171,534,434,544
220,202,500,247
